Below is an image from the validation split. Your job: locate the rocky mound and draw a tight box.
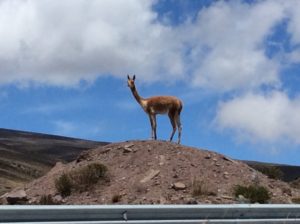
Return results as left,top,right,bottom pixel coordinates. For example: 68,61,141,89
2,141,300,204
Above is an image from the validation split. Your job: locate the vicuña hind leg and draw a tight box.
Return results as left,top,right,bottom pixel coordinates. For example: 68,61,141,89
168,112,177,142
176,114,182,144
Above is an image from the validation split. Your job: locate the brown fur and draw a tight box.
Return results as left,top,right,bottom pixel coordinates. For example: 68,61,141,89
127,75,183,144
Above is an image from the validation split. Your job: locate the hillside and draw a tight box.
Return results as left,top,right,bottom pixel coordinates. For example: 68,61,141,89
0,128,107,195
3,141,300,205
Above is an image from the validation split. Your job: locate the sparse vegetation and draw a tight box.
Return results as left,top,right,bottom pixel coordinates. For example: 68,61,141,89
292,197,300,204
70,163,108,191
111,194,122,203
192,179,216,197
55,163,108,196
55,173,72,197
234,184,270,204
39,194,60,205
134,183,147,194
290,178,300,189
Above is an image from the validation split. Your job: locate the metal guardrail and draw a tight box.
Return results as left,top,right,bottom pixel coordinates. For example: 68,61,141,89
0,204,300,223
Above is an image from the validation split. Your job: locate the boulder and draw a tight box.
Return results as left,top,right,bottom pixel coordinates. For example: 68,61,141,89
140,169,160,183
3,190,28,205
172,182,186,190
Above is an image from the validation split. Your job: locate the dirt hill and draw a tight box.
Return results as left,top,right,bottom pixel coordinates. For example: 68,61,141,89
0,128,107,195
3,140,300,205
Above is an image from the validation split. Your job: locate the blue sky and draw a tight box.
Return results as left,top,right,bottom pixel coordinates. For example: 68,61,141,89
1,0,300,165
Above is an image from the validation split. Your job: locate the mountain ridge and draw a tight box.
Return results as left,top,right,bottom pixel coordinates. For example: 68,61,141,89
0,128,107,195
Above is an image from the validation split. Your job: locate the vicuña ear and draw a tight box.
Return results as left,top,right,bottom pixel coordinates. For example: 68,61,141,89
127,74,130,80
133,75,136,80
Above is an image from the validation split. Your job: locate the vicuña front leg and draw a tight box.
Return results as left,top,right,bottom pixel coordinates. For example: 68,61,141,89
149,114,157,140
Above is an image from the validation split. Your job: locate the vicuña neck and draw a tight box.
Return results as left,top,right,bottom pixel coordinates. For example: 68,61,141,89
130,86,144,105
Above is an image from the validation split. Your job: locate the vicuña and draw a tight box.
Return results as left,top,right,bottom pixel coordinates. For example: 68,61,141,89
127,75,183,144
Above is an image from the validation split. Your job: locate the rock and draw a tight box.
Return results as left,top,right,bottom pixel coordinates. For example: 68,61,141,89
160,196,167,204
237,194,249,204
125,143,134,149
120,144,134,153
4,190,28,205
53,194,63,202
76,152,89,163
221,195,234,200
123,147,133,153
100,148,111,154
159,155,166,166
140,169,160,183
186,198,198,204
223,172,229,179
172,182,186,190
282,188,292,196
204,154,211,159
222,156,237,164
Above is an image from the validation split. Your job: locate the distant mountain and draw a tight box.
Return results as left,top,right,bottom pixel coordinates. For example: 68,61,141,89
243,160,300,182
0,128,108,195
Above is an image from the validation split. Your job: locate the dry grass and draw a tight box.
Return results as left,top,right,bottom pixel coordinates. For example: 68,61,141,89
55,163,108,196
70,163,108,191
191,179,216,197
39,194,60,205
111,194,122,203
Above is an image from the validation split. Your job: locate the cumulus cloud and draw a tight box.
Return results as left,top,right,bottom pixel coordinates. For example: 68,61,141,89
182,0,286,91
0,0,296,90
286,0,300,45
215,91,300,144
0,0,184,86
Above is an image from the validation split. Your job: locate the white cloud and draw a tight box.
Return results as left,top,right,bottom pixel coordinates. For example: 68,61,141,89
182,0,285,91
53,120,77,136
0,0,184,86
0,0,295,91
286,0,300,45
52,119,105,138
215,91,300,144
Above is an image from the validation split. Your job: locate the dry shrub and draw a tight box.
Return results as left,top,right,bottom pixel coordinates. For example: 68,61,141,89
192,179,216,197
55,163,108,196
39,194,60,205
70,163,108,191
234,184,270,204
111,194,122,203
292,197,300,204
55,173,72,197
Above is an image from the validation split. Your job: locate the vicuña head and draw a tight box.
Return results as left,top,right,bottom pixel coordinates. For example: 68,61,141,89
127,74,182,144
